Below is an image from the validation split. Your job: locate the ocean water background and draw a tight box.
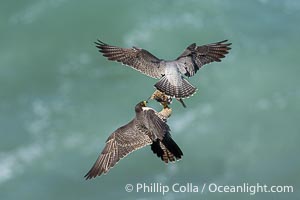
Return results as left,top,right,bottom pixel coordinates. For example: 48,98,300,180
1,0,299,199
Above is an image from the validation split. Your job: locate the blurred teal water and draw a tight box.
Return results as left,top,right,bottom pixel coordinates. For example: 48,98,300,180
1,0,299,199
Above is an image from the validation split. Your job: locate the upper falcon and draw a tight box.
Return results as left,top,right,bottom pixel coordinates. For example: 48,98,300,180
96,39,231,99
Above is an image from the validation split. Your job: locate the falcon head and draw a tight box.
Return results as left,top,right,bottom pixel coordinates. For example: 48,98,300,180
135,101,148,113
141,101,147,107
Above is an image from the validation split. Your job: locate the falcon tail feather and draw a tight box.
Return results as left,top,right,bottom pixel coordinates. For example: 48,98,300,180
151,134,183,163
154,76,196,99
161,132,183,160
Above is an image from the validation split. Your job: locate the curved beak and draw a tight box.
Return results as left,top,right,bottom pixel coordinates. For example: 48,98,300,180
142,100,148,106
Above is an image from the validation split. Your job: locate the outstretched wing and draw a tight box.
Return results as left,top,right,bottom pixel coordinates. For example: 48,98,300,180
84,120,152,179
96,40,165,79
176,40,232,77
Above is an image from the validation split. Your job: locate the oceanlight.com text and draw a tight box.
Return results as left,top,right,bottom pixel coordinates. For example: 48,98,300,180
124,182,293,195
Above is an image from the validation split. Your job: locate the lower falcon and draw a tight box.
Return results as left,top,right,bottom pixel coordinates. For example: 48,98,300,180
84,101,182,179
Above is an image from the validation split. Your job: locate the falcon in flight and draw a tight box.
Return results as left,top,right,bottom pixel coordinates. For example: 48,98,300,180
84,101,182,179
96,39,231,102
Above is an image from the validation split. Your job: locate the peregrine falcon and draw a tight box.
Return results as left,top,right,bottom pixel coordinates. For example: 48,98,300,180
96,40,231,101
84,101,182,179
